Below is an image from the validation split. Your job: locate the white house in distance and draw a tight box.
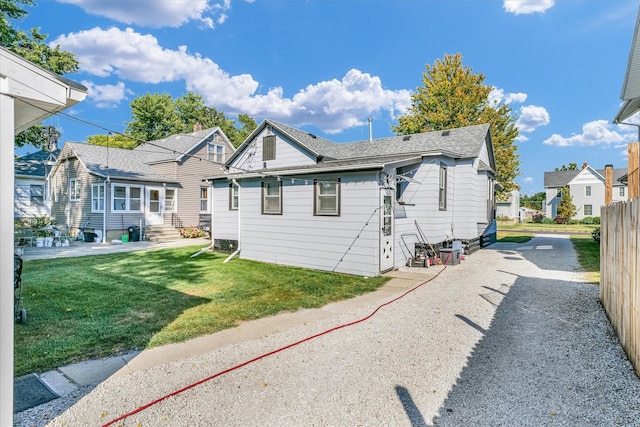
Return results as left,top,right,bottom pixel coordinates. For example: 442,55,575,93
0,45,87,426
208,120,499,277
543,163,628,220
14,150,58,221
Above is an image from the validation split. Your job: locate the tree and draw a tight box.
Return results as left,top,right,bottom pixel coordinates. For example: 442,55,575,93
520,191,546,211
87,134,140,150
124,91,256,147
554,163,578,171
392,53,521,194
556,186,576,224
3,0,79,150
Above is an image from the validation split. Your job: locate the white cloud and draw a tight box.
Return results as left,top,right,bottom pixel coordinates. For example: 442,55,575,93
55,0,231,28
489,88,527,105
543,120,634,147
81,80,131,108
517,105,550,133
503,0,554,15
522,177,534,184
53,27,411,134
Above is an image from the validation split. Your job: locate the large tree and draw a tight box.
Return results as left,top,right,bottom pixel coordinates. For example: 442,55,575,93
2,0,79,150
393,53,520,194
124,91,256,147
520,191,546,211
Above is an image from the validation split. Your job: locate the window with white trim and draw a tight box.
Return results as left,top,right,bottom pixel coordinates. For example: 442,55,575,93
314,179,340,216
165,188,177,212
30,185,44,206
200,187,210,212
262,181,282,214
584,204,593,216
69,178,81,201
112,184,143,212
208,143,224,163
229,182,239,210
585,185,591,196
619,187,626,197
91,184,105,212
439,163,447,210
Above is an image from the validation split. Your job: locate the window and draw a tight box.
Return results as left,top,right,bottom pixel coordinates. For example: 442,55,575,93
112,184,142,212
262,135,276,161
314,179,340,216
557,188,562,198
69,178,81,201
439,163,447,210
165,189,176,212
208,143,224,163
585,186,591,196
229,182,239,210
619,187,626,197
584,204,593,216
200,187,210,212
262,181,282,214
30,185,44,206
91,184,105,212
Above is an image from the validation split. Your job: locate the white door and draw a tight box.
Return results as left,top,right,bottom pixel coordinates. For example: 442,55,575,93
145,187,163,225
380,189,394,272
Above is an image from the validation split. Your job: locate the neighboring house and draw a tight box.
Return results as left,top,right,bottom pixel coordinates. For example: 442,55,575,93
49,126,234,241
496,189,520,220
208,120,499,277
544,163,628,220
14,150,58,221
519,206,543,222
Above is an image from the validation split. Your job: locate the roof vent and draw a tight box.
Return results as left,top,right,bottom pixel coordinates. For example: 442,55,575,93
308,133,317,139
441,130,450,136
402,135,411,141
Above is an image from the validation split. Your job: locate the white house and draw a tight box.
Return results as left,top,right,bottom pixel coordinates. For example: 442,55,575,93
0,45,87,426
14,150,58,221
208,120,499,277
544,163,628,220
496,189,520,221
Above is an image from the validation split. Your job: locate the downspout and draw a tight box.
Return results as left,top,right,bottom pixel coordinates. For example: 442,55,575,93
103,177,109,244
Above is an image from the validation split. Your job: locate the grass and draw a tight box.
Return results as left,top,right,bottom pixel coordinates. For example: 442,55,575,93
570,235,601,284
498,222,599,233
497,231,534,243
14,246,388,377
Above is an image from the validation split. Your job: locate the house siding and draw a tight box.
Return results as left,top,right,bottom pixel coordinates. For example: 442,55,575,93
14,176,50,220
230,127,316,173
212,180,238,241
236,172,380,276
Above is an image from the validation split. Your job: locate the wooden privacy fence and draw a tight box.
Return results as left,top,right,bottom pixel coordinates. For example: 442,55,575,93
600,198,640,377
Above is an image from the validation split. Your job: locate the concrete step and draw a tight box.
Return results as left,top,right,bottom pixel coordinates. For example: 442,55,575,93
144,225,182,242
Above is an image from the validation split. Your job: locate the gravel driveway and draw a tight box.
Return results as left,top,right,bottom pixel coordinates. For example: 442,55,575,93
24,234,640,426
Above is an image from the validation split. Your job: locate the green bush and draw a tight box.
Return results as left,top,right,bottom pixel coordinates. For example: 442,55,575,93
540,217,555,224
532,213,544,223
592,227,600,244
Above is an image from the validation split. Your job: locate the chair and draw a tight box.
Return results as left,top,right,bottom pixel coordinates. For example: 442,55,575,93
14,226,34,247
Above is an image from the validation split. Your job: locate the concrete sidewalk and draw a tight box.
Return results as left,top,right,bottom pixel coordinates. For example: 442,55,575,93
22,267,437,419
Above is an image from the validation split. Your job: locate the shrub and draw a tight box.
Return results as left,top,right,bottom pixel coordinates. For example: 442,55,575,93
580,216,600,225
540,217,555,224
592,227,600,244
179,226,207,238
532,213,544,223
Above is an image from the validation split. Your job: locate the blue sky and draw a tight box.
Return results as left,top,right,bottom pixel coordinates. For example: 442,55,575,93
15,0,640,195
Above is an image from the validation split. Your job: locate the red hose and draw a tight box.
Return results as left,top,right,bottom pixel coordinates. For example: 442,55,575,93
102,263,449,426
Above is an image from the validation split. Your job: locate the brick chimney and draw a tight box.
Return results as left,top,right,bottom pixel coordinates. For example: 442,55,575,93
193,122,203,132
582,162,588,169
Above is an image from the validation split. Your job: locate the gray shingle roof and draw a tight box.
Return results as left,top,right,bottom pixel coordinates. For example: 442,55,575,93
544,167,628,187
134,127,221,163
66,142,178,183
230,120,492,168
15,150,59,178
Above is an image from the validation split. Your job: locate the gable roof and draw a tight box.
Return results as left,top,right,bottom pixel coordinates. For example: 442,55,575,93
134,127,229,164
15,150,59,178
614,6,640,123
62,142,178,183
225,120,493,174
544,167,628,187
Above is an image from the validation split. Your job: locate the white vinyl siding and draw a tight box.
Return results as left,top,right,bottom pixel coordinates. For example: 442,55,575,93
91,184,105,212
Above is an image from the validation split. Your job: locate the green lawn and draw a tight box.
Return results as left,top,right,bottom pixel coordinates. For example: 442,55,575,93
570,235,601,284
498,222,599,234
497,231,534,243
14,247,388,377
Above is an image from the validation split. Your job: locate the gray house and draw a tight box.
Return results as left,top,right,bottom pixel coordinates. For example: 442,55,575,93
50,127,234,241
208,120,498,277
14,150,58,221
544,164,628,220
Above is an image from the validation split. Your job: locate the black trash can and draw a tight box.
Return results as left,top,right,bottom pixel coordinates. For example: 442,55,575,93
127,225,140,242
84,231,96,243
